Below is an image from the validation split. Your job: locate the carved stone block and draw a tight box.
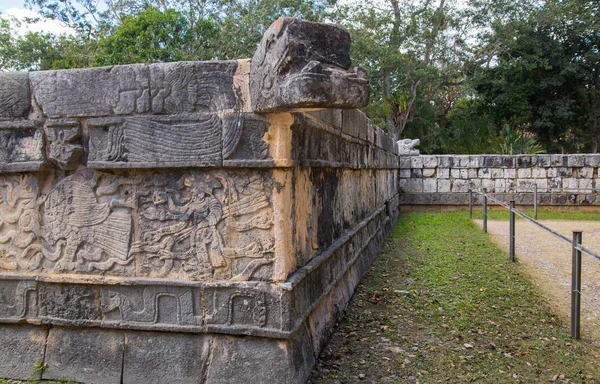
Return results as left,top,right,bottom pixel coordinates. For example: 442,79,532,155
0,169,275,282
46,119,83,170
398,138,420,155
0,279,37,319
88,114,223,168
37,170,136,274
250,17,369,112
0,324,47,380
30,64,150,118
204,285,283,332
43,327,124,384
0,121,44,172
123,332,212,384
149,61,238,113
0,72,30,119
0,174,41,271
101,285,202,328
39,283,102,323
132,170,275,281
222,113,271,166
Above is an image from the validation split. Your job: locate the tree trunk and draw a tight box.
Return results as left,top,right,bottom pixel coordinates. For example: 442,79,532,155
591,75,599,153
381,70,399,140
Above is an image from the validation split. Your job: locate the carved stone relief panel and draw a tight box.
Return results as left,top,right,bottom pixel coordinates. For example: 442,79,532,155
134,170,275,281
0,121,44,172
0,278,286,335
204,286,282,331
101,285,202,327
0,174,41,271
39,283,102,322
39,170,137,274
149,61,238,114
88,114,222,168
0,73,30,120
46,119,84,171
30,65,150,118
0,279,37,320
0,169,275,282
222,113,271,166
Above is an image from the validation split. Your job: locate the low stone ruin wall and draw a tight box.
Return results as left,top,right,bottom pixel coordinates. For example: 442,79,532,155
0,18,399,384
400,154,600,206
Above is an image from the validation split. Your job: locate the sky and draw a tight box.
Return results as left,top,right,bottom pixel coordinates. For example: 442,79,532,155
0,0,74,35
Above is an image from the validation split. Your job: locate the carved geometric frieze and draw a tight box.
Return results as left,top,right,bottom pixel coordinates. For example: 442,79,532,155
0,276,287,337
0,278,37,320
0,72,30,120
0,121,44,172
87,114,223,168
0,169,275,282
250,17,369,112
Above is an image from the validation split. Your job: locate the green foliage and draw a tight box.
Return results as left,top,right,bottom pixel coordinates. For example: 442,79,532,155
472,0,600,153
33,361,49,374
0,16,95,70
491,124,546,155
92,8,210,65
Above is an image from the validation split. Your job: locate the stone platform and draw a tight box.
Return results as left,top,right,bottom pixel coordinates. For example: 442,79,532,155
0,18,399,383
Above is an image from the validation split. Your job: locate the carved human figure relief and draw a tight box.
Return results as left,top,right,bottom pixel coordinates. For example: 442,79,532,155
134,171,275,281
0,169,275,282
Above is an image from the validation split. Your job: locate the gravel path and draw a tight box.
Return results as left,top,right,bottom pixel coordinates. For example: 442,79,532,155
475,219,600,341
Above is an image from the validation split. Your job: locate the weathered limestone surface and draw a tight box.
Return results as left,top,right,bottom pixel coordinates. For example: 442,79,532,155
400,154,600,206
0,17,399,384
0,73,30,120
250,17,370,112
397,138,420,156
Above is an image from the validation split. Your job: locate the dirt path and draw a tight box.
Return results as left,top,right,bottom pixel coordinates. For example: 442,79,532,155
476,219,600,341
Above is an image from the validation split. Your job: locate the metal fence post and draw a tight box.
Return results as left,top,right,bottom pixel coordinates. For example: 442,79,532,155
469,189,473,219
483,189,488,233
510,201,515,262
534,184,538,220
571,231,582,339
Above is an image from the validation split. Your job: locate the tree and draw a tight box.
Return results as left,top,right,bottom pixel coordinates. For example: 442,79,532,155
473,1,600,153
92,8,214,65
335,0,538,141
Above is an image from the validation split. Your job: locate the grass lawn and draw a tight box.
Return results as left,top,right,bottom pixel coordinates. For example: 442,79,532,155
311,211,600,383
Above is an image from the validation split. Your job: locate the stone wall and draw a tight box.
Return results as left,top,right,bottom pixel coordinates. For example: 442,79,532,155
400,154,600,206
0,18,399,384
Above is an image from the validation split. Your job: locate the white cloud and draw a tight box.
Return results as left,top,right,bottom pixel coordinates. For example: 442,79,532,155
1,8,75,36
